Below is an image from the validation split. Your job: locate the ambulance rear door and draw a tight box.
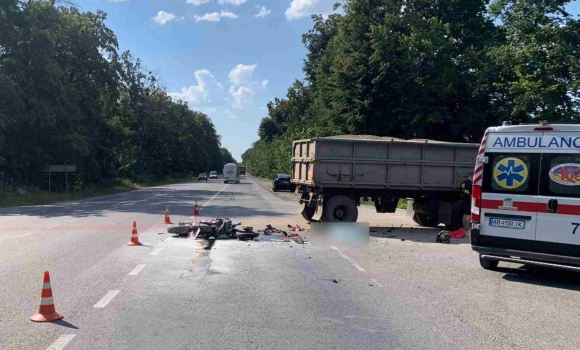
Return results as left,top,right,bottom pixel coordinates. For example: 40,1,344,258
479,132,541,250
536,132,580,256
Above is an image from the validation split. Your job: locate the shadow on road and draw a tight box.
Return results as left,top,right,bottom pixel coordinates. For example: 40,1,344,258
369,226,471,245
52,319,79,329
2,183,292,220
500,266,580,290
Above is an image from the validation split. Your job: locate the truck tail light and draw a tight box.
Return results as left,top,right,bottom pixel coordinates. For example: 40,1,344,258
471,184,481,223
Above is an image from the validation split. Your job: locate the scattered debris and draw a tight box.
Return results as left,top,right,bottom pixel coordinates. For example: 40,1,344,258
400,238,406,241
436,231,451,244
158,232,165,235
386,229,393,233
332,279,339,283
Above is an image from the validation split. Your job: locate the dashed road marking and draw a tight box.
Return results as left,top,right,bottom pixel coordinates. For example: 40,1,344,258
127,264,146,276
93,290,120,308
331,246,366,272
46,334,76,350
18,232,35,238
150,248,163,256
202,184,229,207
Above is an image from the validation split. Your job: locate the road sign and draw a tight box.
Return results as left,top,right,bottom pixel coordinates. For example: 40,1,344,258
44,165,77,173
45,164,77,192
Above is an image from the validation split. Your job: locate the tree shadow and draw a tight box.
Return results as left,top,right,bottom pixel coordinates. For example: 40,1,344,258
2,185,293,220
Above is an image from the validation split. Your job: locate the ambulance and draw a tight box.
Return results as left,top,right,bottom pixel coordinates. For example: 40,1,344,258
471,121,580,272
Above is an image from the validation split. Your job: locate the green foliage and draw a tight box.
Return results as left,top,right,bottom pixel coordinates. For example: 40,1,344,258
0,0,231,191
243,0,580,168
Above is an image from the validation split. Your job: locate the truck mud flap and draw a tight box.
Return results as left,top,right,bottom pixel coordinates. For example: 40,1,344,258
312,202,323,222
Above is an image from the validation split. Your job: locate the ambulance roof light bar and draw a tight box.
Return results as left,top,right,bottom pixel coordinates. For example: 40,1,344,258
535,119,553,131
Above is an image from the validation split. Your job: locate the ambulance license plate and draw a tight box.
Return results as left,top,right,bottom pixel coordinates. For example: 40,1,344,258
489,218,524,229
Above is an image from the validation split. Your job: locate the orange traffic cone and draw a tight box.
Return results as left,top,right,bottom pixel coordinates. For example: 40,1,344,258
127,221,142,246
30,271,64,322
163,207,172,224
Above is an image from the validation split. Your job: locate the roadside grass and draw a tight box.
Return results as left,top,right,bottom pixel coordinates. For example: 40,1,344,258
0,175,196,208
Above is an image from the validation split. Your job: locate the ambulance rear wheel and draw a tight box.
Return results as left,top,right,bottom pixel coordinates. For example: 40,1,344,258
479,255,499,270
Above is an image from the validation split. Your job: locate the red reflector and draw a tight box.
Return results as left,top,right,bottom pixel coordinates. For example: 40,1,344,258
534,127,553,131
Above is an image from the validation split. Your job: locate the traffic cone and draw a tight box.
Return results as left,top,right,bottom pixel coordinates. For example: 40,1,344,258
193,202,200,217
30,271,63,322
163,207,172,224
127,221,142,246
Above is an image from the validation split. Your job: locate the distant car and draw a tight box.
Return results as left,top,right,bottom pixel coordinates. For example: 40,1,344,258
210,171,217,179
198,173,208,181
272,174,295,192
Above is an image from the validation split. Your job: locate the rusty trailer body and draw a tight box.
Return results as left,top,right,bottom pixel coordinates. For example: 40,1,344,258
291,135,479,226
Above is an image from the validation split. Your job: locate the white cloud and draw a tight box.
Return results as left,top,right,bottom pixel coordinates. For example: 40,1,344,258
262,79,269,87
229,86,256,108
254,5,271,18
169,69,224,105
225,109,237,119
220,10,239,18
194,11,239,21
153,11,176,25
186,0,210,5
285,0,337,20
194,12,221,22
227,64,263,108
218,0,247,5
229,64,257,85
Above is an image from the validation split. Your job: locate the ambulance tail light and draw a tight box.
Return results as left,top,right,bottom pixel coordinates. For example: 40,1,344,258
534,127,553,131
471,184,482,223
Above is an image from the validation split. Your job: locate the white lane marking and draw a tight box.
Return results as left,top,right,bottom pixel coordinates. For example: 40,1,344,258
128,264,146,276
18,232,35,238
352,263,366,272
47,334,76,350
150,248,163,256
18,225,58,238
370,278,383,288
93,290,120,308
202,184,229,207
331,246,366,272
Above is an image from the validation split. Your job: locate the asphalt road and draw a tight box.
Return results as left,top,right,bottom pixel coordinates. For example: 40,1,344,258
1,176,580,350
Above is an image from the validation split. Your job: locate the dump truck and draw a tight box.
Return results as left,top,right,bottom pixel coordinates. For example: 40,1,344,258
291,135,479,228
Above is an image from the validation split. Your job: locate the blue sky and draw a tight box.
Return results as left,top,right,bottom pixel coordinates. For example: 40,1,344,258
73,0,339,162
73,0,580,162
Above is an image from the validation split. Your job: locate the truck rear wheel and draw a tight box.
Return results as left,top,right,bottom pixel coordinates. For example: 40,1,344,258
412,212,439,227
323,196,358,222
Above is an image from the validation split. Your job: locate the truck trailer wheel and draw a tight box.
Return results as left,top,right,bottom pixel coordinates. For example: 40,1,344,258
322,196,358,222
412,212,439,227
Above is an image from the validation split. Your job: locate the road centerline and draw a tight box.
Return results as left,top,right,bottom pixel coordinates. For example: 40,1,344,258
46,334,76,350
127,264,146,276
150,248,163,256
93,290,120,308
202,184,229,207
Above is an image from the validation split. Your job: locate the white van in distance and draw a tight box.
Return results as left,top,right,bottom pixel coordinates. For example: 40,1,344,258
471,121,580,272
223,163,240,184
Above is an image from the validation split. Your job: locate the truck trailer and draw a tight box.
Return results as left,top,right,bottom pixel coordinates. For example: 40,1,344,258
291,135,479,228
